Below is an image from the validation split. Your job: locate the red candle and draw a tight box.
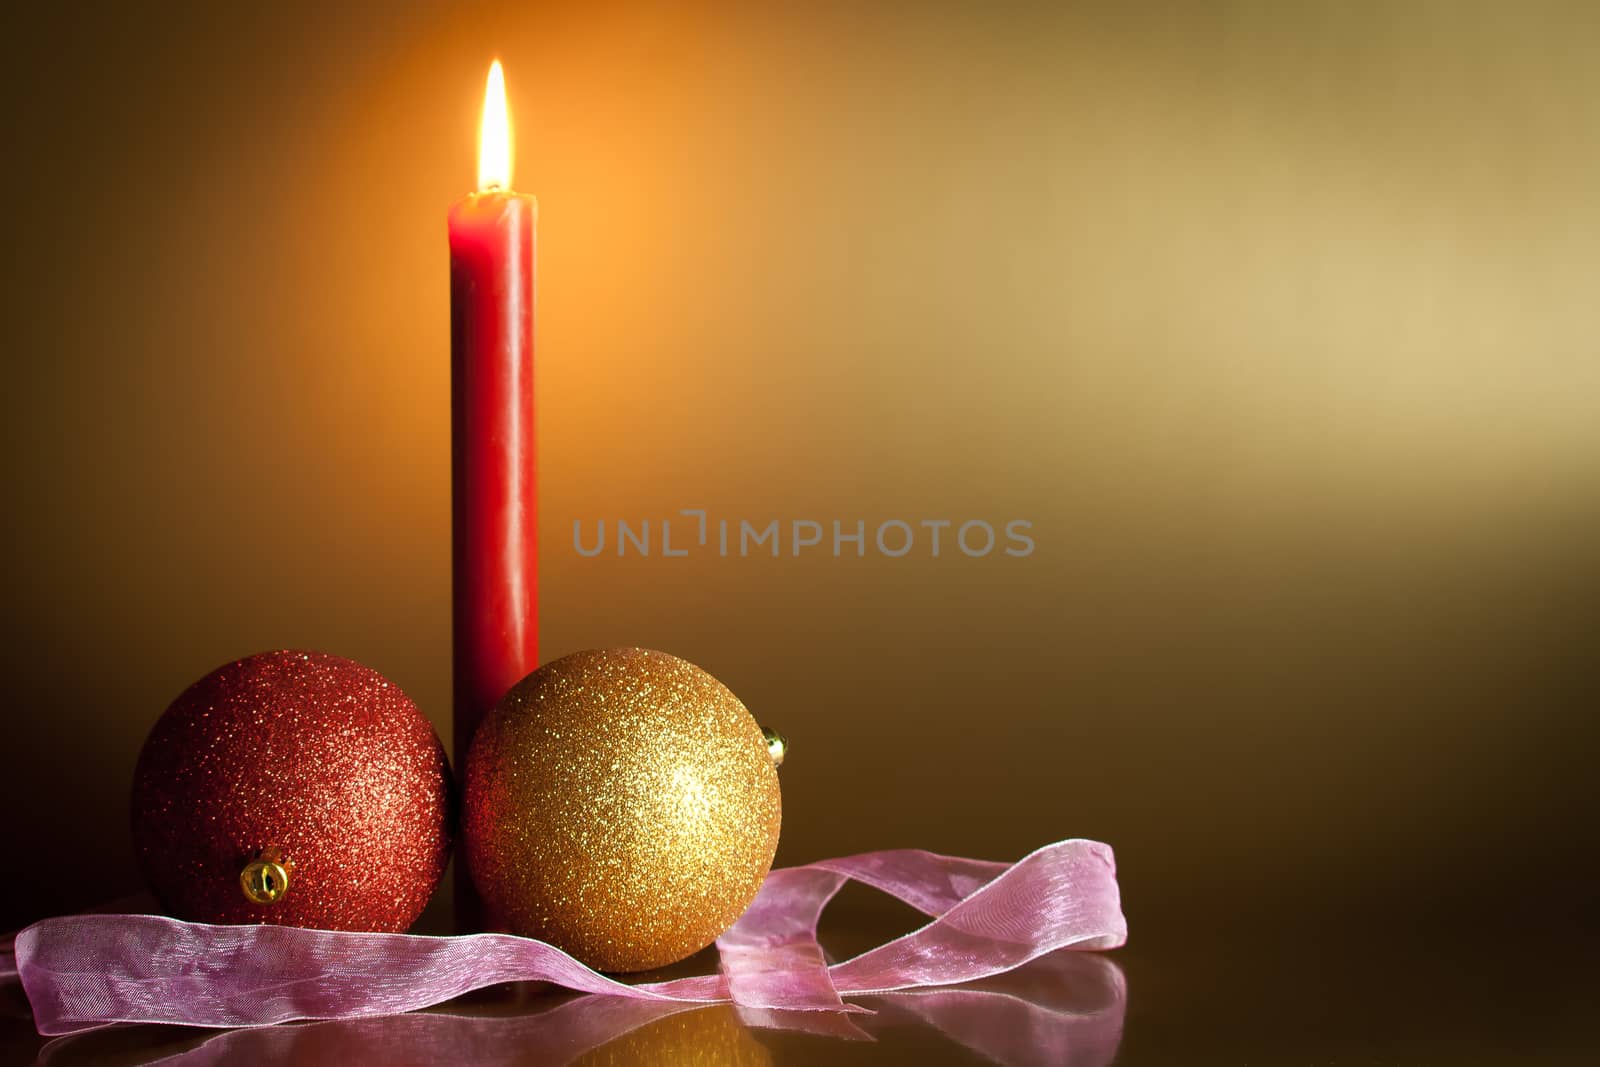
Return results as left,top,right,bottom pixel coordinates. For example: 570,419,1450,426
450,60,537,762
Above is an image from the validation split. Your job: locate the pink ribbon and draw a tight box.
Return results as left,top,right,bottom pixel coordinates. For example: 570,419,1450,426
11,838,1125,1038
24,954,1127,1067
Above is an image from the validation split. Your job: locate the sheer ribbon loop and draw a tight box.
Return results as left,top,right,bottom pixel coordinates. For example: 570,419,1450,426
13,838,1126,1037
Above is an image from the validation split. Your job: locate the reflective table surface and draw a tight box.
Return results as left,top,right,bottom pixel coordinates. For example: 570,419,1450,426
4,883,1596,1066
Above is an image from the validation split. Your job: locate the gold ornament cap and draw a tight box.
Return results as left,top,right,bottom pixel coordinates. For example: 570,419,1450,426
240,845,293,905
762,726,788,768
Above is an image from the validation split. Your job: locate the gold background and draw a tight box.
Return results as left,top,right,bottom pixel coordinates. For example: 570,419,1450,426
1,0,1595,977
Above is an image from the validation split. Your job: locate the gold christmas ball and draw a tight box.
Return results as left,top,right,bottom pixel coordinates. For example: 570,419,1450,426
462,648,783,972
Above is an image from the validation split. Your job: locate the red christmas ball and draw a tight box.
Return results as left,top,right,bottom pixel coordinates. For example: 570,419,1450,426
131,650,453,932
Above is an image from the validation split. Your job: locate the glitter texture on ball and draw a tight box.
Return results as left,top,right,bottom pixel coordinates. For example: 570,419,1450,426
131,650,453,933
463,648,782,972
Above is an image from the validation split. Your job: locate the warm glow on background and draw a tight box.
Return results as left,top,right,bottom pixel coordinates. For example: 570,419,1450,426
2,7,1598,1016
477,59,512,190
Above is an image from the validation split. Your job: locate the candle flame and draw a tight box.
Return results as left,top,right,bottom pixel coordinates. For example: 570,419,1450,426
478,60,513,191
